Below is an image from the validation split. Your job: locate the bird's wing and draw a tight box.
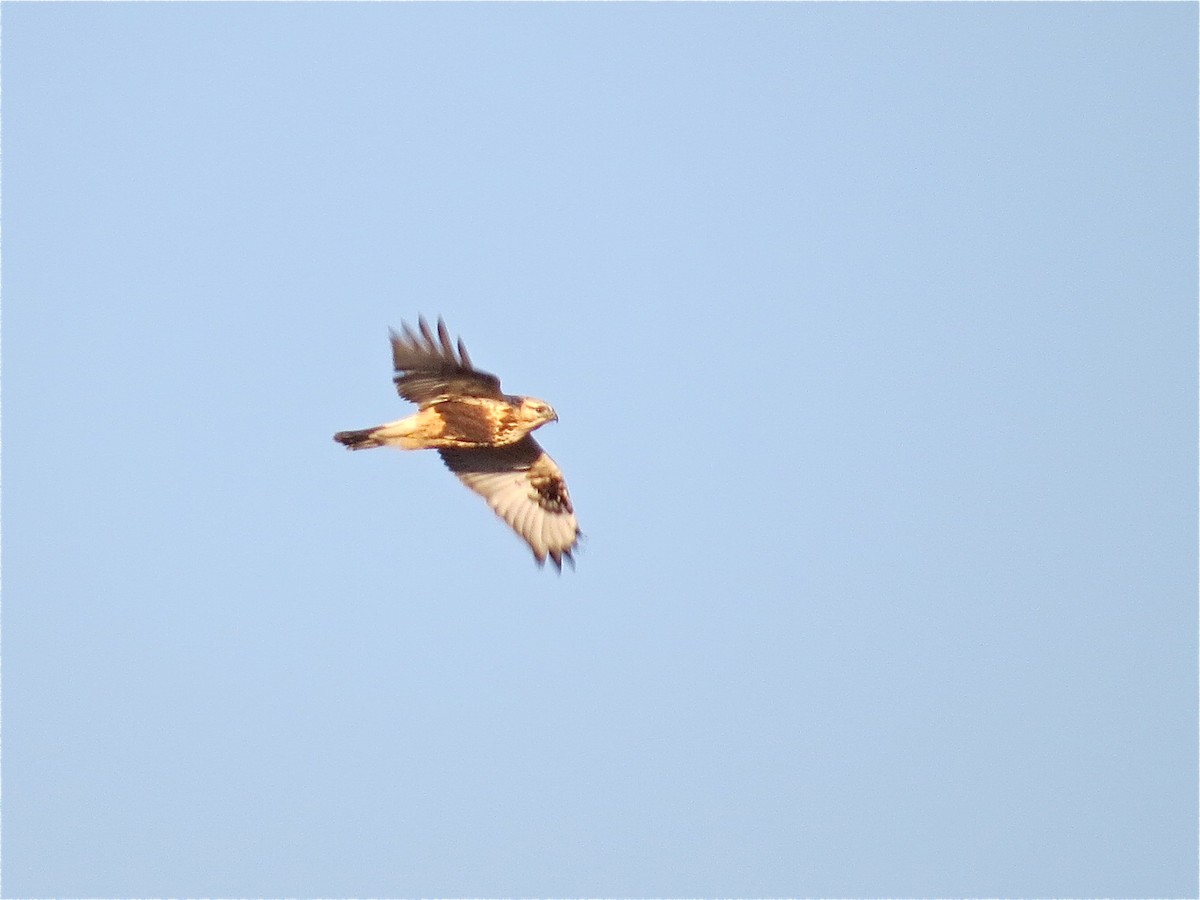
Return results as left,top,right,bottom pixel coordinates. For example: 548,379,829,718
390,316,504,405
439,436,581,570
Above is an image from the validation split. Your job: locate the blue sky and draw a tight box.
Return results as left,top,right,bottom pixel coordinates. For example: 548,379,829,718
3,3,1196,897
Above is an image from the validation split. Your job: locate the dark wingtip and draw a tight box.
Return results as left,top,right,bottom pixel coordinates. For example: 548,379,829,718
392,316,471,369
545,549,576,573
418,316,437,348
436,317,458,361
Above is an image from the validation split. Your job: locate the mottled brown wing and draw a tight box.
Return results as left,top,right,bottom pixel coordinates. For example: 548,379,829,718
390,316,504,406
439,436,581,570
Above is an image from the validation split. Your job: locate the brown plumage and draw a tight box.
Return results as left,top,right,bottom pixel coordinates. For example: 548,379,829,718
334,317,580,570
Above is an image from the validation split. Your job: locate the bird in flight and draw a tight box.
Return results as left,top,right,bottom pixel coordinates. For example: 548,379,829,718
334,317,580,570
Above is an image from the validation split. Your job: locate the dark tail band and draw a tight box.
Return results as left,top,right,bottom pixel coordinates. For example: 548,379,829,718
333,428,383,450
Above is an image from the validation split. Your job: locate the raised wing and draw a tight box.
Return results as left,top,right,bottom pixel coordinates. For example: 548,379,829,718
439,436,581,570
390,316,504,406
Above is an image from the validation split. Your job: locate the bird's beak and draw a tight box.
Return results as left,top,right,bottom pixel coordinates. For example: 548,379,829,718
552,412,560,423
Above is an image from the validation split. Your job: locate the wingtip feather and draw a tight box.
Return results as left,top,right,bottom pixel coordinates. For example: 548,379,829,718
418,316,437,349
436,318,458,361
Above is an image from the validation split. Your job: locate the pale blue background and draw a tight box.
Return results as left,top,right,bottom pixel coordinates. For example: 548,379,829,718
3,3,1196,897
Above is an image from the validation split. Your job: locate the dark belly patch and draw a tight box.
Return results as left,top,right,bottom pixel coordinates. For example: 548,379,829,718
435,400,514,445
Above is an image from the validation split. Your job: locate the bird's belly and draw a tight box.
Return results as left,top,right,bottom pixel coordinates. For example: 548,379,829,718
417,400,527,449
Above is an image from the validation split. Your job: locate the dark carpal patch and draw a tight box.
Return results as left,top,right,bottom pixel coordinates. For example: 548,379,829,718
530,471,573,514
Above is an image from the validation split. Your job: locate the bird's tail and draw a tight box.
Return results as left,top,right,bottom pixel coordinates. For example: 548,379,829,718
333,415,423,450
333,427,386,450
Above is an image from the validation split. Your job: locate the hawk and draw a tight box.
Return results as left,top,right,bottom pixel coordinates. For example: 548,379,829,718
334,317,581,570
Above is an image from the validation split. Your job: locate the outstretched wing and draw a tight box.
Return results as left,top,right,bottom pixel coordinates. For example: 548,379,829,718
439,436,581,570
390,316,504,406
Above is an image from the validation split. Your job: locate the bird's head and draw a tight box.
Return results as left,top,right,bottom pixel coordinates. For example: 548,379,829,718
517,397,559,430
